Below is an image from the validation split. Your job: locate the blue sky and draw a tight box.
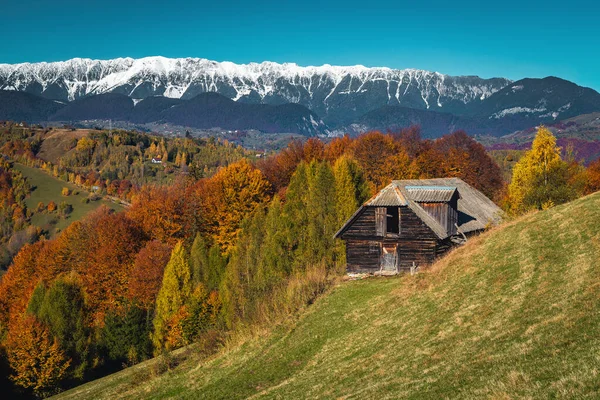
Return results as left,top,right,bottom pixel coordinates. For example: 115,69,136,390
2,0,599,90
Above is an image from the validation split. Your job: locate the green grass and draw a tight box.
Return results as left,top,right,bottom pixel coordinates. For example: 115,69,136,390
15,164,124,236
56,192,600,399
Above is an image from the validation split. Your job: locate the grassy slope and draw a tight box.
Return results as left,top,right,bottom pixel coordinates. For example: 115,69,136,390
57,193,600,399
15,164,123,236
36,129,90,165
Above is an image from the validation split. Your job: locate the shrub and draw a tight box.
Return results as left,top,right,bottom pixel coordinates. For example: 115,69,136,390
61,187,71,196
47,201,57,212
58,202,73,218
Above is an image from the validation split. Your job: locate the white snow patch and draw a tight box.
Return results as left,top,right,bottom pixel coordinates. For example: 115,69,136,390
491,106,547,119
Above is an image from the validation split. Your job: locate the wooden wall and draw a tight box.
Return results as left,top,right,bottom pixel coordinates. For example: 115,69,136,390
341,206,459,273
419,200,458,236
341,207,378,239
345,239,381,273
396,207,438,270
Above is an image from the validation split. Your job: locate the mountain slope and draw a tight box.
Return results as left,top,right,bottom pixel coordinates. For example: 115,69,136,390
49,93,134,121
0,90,65,121
350,77,600,137
156,92,327,135
56,192,600,399
473,77,600,121
0,57,511,125
0,91,327,135
351,105,469,138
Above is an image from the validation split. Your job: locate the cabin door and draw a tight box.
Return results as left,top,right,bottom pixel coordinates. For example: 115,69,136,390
380,244,398,272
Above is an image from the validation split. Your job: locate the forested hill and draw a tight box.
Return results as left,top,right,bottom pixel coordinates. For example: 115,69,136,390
56,190,600,399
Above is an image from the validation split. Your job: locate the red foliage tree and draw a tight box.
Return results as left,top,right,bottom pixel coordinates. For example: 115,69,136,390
128,240,173,309
586,158,600,194
433,130,504,199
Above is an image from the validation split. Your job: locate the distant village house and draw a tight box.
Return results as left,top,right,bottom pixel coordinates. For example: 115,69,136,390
151,156,163,164
335,178,502,274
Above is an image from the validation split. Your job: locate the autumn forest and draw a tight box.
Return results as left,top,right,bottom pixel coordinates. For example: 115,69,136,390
0,122,599,398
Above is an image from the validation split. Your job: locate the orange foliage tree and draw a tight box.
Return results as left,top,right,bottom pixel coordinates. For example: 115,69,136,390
198,159,271,253
586,158,600,194
350,131,415,191
0,242,48,327
128,240,173,309
5,316,71,397
127,183,189,244
324,134,352,163
82,210,146,322
433,130,504,199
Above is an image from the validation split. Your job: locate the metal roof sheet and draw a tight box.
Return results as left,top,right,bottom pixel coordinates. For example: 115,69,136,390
405,186,458,202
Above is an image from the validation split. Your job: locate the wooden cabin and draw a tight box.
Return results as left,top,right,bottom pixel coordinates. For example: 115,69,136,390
334,178,502,274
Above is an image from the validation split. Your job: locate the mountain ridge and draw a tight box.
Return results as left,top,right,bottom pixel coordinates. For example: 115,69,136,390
0,56,511,125
2,58,600,137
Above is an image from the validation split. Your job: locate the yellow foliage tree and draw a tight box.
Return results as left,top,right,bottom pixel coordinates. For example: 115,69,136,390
507,127,577,214
152,242,192,353
75,136,95,152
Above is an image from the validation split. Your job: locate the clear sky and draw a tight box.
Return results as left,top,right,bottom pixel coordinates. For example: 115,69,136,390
2,0,599,90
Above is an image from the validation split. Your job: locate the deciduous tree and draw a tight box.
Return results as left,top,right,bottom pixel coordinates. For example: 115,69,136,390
5,316,71,397
128,240,172,309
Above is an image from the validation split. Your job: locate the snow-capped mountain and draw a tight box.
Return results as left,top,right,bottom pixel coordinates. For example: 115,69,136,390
2,57,600,137
0,56,511,126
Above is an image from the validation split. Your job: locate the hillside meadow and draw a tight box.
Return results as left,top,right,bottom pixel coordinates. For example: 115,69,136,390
55,191,600,399
14,163,123,236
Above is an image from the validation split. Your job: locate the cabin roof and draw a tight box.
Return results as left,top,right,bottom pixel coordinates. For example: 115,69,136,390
395,178,502,235
335,177,502,240
365,185,408,206
404,186,458,203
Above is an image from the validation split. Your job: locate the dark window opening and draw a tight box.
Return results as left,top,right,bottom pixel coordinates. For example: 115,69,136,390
386,207,399,234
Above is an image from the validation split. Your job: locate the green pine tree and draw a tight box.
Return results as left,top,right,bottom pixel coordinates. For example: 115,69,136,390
189,233,209,286
30,275,89,379
205,244,227,292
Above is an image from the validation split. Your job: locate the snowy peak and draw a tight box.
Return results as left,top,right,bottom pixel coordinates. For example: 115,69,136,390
0,57,511,126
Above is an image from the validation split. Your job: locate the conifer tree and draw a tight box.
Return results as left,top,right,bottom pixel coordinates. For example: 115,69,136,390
333,156,370,226
258,196,290,283
219,248,247,329
206,244,227,292
507,127,576,214
332,156,370,269
30,275,89,379
286,161,337,269
102,302,152,365
152,242,192,351
189,233,209,286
